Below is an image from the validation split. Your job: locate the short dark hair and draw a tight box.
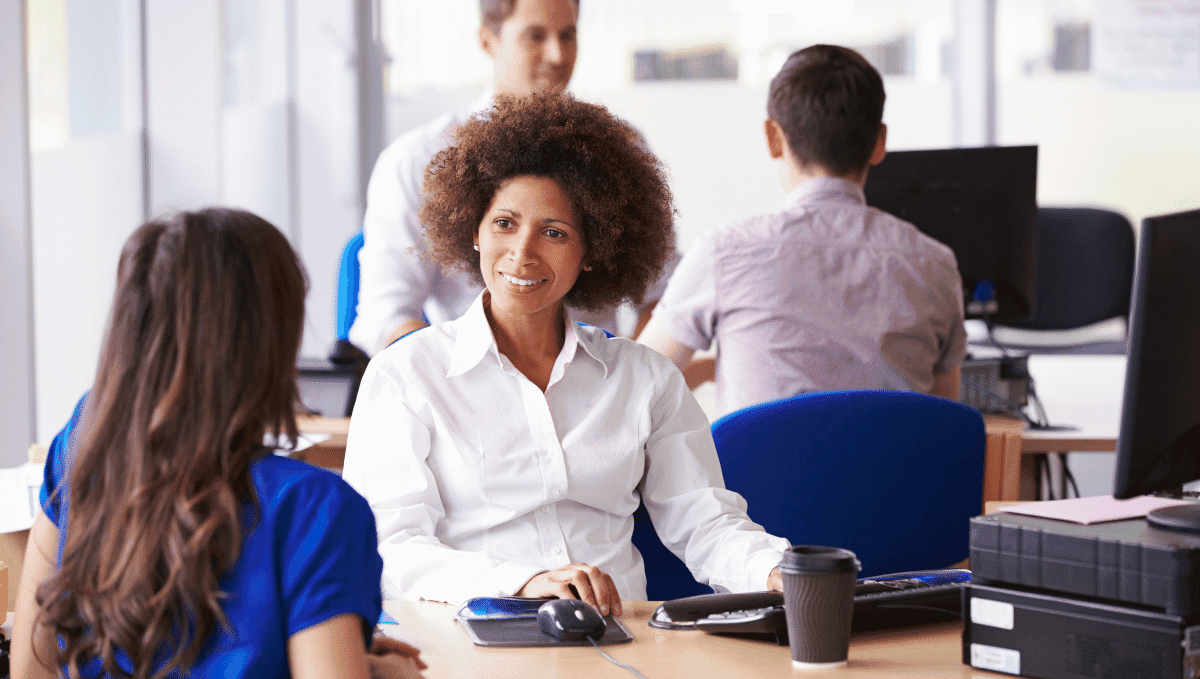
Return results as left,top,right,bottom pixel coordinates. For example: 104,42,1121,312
421,92,675,311
767,44,886,177
480,0,580,34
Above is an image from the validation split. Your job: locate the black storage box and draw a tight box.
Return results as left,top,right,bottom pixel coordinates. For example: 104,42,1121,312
964,582,1200,679
970,512,1200,616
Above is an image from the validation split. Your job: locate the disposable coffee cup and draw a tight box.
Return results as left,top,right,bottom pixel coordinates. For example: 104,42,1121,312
778,545,860,670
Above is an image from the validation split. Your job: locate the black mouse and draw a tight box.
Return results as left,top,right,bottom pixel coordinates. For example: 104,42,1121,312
537,599,607,641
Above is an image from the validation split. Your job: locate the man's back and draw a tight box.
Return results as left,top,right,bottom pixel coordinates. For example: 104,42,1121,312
655,177,966,418
350,97,490,356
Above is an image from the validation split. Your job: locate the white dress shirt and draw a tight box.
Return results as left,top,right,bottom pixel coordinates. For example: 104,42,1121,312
342,293,788,603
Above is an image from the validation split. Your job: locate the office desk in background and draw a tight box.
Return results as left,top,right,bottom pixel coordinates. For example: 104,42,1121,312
297,413,1053,504
381,600,993,678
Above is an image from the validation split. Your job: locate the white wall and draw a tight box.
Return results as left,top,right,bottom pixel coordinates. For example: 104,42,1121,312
999,76,1200,226
146,0,222,212
294,0,368,358
31,0,147,443
27,0,371,442
576,77,956,250
31,134,145,443
0,0,36,467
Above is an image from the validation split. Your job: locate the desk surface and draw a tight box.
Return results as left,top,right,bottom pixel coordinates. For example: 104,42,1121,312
1020,355,1124,452
382,601,1001,678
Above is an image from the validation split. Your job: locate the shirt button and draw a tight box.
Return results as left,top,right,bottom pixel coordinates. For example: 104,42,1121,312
551,546,561,555
541,506,550,513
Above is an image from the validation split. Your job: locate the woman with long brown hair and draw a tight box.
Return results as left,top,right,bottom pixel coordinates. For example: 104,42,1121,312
11,208,424,679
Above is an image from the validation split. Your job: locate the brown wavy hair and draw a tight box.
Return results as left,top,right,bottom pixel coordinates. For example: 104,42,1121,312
420,92,675,310
34,208,307,678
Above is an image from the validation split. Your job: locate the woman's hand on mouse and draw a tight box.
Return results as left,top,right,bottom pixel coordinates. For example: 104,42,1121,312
517,563,623,617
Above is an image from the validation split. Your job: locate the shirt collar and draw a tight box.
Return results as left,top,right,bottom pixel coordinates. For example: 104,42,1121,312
447,293,496,377
446,292,609,379
784,176,866,209
569,316,612,381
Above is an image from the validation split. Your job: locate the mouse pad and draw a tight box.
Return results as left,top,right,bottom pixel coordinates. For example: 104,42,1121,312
457,615,633,647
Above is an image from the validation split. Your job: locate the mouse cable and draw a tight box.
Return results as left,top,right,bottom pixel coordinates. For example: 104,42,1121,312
588,637,650,679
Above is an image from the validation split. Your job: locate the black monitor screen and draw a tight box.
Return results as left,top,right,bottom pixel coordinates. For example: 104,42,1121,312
1113,209,1200,503
863,145,1038,320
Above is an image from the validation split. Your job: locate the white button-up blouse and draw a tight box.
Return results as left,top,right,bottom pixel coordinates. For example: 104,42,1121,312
342,293,789,603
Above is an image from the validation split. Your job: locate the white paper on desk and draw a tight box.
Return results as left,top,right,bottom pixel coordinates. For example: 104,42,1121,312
1002,494,1194,524
0,462,45,533
265,432,330,457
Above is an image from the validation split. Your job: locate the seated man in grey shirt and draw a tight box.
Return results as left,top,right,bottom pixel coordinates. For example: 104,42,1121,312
641,44,966,419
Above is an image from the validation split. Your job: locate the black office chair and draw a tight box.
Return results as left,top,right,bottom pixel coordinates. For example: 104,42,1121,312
985,207,1135,499
989,207,1135,353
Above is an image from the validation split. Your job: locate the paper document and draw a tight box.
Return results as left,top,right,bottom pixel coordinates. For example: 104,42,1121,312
266,432,330,456
1002,494,1194,524
0,462,46,533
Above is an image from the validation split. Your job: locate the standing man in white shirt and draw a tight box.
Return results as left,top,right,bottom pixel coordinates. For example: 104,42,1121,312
352,0,669,356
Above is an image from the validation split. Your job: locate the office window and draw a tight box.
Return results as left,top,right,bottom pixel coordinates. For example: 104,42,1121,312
632,45,738,82
26,0,146,442
377,0,956,249
220,0,294,233
27,0,140,152
1053,23,1090,71
997,0,1200,227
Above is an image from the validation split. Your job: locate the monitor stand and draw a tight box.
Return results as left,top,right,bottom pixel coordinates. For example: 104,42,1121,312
1147,503,1200,533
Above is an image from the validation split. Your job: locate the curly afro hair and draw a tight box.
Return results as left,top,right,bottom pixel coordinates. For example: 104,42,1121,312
419,92,675,311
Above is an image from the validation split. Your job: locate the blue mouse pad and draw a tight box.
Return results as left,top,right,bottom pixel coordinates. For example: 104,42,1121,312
457,615,633,647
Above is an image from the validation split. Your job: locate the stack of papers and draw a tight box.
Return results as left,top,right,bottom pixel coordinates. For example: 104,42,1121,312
1001,494,1194,524
0,462,44,533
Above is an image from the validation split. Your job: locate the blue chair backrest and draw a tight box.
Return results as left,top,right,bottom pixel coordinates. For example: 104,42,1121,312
582,322,709,601
711,390,985,578
630,502,713,601
336,231,365,342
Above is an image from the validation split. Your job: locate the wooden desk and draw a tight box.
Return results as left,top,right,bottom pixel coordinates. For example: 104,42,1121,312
983,414,1124,501
382,600,997,678
294,414,350,468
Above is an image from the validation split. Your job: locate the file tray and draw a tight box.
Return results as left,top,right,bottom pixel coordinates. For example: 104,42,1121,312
970,512,1200,616
457,615,633,647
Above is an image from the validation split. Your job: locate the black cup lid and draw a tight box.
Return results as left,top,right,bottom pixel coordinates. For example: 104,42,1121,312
778,545,860,574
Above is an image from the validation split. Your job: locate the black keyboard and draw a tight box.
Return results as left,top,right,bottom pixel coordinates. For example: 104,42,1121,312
651,569,970,642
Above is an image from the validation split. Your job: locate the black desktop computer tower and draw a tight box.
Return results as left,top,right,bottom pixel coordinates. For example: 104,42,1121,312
964,512,1200,678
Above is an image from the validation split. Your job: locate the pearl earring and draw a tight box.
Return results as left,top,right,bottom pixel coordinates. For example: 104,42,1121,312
473,244,479,251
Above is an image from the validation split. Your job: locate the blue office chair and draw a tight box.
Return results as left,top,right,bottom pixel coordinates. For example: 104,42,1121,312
335,231,366,345
631,502,714,601
712,390,985,578
297,232,368,417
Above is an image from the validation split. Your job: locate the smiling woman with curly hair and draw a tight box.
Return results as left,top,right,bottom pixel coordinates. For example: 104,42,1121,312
343,93,789,615
420,92,675,312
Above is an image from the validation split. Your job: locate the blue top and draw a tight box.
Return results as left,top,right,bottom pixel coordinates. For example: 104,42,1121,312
40,397,383,678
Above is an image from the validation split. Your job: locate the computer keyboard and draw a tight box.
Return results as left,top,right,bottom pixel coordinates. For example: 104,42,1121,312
651,569,970,641
694,606,785,636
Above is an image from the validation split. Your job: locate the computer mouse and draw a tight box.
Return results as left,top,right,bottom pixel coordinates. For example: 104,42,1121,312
537,598,607,641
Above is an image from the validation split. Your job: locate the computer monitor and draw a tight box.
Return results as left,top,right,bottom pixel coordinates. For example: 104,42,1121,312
1113,209,1200,531
863,145,1039,320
